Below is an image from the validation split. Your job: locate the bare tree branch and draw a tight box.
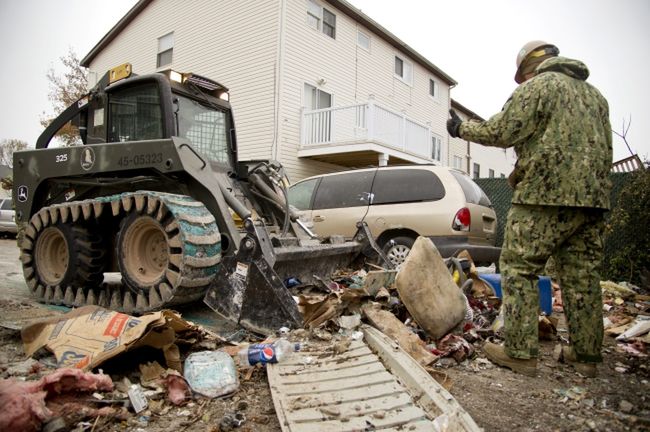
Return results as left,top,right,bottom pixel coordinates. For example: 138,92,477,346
613,115,634,157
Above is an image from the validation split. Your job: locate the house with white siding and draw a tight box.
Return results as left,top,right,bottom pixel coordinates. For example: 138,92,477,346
81,0,512,182
449,100,516,179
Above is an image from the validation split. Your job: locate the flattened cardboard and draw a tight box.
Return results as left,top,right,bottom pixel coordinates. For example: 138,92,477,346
21,306,197,371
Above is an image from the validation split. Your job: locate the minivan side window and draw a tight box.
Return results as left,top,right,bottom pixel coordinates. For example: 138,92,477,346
372,169,445,205
312,171,375,210
1,199,12,210
450,170,492,207
288,178,320,210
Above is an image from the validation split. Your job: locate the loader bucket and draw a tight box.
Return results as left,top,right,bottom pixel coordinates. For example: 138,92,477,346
203,220,370,335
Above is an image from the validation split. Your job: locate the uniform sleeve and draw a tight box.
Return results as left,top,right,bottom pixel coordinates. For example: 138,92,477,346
459,80,543,149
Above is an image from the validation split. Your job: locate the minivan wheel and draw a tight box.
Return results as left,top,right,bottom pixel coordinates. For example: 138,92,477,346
382,236,415,267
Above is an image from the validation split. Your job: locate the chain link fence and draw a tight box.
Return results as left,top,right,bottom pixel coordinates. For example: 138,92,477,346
475,172,645,283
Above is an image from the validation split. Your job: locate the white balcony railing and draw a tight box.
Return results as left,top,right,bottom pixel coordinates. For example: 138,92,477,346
301,100,432,160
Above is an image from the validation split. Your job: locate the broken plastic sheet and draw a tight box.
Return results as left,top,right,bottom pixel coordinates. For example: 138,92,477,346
21,305,198,371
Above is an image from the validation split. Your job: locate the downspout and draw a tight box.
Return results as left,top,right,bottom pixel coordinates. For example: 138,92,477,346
447,83,456,168
272,0,287,162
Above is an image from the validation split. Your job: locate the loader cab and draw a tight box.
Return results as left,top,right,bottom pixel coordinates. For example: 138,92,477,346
39,64,237,170
94,70,235,168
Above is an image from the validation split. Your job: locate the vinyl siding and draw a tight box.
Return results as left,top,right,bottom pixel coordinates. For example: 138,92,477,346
279,0,452,180
84,0,496,182
87,0,280,163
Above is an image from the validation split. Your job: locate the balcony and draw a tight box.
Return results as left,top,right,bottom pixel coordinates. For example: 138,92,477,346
299,100,436,167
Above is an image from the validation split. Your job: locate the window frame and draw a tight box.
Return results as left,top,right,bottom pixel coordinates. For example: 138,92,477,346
394,54,413,85
303,83,333,110
306,0,336,39
452,155,464,171
431,134,442,162
429,78,439,101
357,29,371,51
157,32,174,69
473,162,481,179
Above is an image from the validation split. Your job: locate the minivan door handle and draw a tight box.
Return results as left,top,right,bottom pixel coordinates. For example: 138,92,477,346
313,215,325,222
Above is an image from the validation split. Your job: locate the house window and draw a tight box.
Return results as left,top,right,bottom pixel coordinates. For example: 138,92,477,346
431,134,442,162
429,78,439,100
453,155,464,170
357,30,370,51
304,84,332,110
394,55,413,85
473,163,481,179
489,169,495,178
501,173,506,178
157,32,174,68
306,0,336,39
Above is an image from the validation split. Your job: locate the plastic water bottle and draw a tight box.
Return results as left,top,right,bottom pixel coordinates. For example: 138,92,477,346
238,338,294,367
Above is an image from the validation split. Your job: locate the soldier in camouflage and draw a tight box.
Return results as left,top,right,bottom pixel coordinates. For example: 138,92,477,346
447,41,612,377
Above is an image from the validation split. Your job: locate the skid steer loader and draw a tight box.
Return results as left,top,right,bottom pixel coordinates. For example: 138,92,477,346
13,64,384,334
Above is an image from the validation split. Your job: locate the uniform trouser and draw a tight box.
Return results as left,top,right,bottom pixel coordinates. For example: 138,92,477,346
500,204,605,363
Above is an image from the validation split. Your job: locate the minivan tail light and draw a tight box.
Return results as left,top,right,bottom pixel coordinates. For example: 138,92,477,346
452,207,471,231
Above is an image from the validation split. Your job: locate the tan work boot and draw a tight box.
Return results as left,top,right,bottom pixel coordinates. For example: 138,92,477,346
483,342,537,377
556,345,598,378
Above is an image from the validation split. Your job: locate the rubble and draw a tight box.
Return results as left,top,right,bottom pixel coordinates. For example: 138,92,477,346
0,234,646,431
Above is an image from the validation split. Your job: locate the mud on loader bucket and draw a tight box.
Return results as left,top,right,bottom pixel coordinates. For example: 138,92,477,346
204,219,381,335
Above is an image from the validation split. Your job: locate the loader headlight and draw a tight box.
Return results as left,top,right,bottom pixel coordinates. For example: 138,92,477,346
169,70,184,83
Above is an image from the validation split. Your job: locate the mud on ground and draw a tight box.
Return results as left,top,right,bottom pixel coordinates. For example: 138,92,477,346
0,239,648,432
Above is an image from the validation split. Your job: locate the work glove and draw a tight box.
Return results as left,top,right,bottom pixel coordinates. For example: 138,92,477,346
446,109,462,138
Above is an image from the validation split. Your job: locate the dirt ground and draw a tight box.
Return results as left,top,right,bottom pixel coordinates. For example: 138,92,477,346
0,238,648,432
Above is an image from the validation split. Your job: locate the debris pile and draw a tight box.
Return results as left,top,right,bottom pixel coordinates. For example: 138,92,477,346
2,236,648,430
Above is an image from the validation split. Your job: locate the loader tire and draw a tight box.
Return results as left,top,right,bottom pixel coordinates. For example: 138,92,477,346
113,193,222,309
20,192,220,312
27,223,105,302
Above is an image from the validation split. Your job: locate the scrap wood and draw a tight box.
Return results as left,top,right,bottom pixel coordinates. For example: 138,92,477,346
601,281,637,300
425,367,453,391
298,293,342,328
362,304,437,366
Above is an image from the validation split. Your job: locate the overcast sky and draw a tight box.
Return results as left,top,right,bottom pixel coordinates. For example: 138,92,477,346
1,0,648,163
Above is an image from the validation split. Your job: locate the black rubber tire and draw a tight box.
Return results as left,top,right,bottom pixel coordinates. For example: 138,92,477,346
33,223,105,289
381,236,415,267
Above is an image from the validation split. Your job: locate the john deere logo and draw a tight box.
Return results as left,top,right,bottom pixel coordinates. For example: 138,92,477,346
17,185,28,203
81,147,95,171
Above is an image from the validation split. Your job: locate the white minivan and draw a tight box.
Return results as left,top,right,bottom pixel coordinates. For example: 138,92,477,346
288,165,500,266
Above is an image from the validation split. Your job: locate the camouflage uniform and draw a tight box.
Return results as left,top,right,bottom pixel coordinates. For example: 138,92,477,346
458,56,612,363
